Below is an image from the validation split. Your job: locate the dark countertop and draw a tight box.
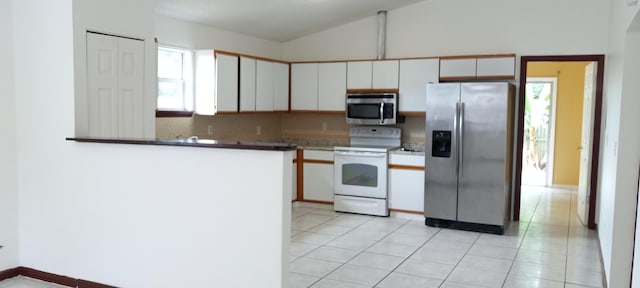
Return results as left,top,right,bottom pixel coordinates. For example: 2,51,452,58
66,137,297,151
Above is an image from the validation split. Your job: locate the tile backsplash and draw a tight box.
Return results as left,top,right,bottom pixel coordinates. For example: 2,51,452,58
156,112,425,147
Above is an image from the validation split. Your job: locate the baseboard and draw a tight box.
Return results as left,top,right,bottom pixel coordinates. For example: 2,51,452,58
0,266,116,288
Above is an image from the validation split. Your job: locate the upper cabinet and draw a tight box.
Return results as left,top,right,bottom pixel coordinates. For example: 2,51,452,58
291,62,346,111
273,63,289,111
256,60,275,111
215,53,239,112
439,54,515,81
239,57,257,112
347,60,399,89
398,58,439,112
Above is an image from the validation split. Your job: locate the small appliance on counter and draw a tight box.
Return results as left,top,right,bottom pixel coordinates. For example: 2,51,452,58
334,126,402,216
425,82,515,234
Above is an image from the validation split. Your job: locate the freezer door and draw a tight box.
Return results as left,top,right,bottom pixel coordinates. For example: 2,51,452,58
457,83,510,226
425,83,459,221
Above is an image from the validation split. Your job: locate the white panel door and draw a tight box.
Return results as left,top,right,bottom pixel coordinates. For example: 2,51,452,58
389,169,425,212
291,63,318,110
87,33,118,138
577,62,597,225
318,62,346,111
256,60,274,111
273,62,289,111
399,58,439,112
347,61,372,89
117,38,145,138
215,54,239,112
303,163,334,202
239,57,256,111
372,60,399,89
476,56,515,78
440,58,476,79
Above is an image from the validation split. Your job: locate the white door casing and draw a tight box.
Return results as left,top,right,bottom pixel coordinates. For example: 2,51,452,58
577,62,597,225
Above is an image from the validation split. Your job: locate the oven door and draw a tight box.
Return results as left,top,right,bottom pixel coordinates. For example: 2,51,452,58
334,150,388,199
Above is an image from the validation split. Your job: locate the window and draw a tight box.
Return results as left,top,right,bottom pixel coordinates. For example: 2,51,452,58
157,46,194,114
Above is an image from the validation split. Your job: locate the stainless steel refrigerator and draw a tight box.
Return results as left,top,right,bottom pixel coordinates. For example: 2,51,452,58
424,82,515,234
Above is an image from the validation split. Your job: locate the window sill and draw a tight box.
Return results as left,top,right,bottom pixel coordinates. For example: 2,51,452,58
156,110,194,118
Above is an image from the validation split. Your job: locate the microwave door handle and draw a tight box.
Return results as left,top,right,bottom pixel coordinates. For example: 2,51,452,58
380,102,385,124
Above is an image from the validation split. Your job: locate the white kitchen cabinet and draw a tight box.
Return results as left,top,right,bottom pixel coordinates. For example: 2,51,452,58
388,153,425,213
439,58,477,80
372,60,400,89
399,58,439,112
215,54,239,112
256,60,274,111
318,62,347,111
347,61,372,89
291,63,318,110
292,153,298,201
239,57,256,111
274,62,289,111
476,56,515,79
303,150,334,203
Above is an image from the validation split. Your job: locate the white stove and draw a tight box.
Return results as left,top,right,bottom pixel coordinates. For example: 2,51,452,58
333,126,402,216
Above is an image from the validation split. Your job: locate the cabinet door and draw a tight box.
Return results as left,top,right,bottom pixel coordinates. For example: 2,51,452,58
389,168,425,212
273,62,289,111
292,162,297,201
318,62,347,111
372,60,399,89
256,60,274,111
439,58,476,80
291,63,318,110
347,61,372,89
239,57,256,111
303,163,334,202
215,54,239,112
399,58,439,112
476,56,515,79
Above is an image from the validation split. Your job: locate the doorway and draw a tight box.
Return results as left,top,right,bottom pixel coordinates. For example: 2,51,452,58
522,78,557,187
514,55,605,230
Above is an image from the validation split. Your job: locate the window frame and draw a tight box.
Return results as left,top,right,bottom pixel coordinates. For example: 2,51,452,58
156,45,194,117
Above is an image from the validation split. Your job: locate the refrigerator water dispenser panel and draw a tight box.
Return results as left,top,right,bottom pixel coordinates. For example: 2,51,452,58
432,130,451,157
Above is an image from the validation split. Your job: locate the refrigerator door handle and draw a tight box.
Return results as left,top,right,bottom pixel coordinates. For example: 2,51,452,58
455,102,460,177
459,102,465,178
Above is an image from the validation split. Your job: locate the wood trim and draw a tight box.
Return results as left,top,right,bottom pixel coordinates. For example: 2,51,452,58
214,50,289,64
475,75,516,80
346,88,399,94
388,164,424,171
303,159,334,165
155,110,194,118
0,267,19,282
439,76,478,82
399,111,426,117
214,111,240,115
298,199,334,205
440,53,516,60
296,149,304,201
514,55,605,230
18,267,78,287
78,279,118,288
389,208,424,215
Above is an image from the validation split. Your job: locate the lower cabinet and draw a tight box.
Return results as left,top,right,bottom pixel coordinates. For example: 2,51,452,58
292,156,297,201
301,149,334,203
388,154,425,213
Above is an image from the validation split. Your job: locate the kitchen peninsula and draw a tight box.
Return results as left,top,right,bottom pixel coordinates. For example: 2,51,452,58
63,137,295,287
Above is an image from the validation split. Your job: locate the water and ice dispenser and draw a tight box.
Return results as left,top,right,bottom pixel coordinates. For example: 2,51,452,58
431,130,451,158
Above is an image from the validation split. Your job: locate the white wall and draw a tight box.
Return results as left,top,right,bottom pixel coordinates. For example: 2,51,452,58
155,15,283,59
0,0,19,271
599,2,640,286
283,0,611,61
14,0,291,287
72,0,157,138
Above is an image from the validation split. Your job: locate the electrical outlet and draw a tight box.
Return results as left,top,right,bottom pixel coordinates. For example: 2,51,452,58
207,125,213,135
322,122,328,131
257,126,262,136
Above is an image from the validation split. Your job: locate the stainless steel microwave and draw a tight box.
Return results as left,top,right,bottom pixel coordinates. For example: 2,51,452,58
346,93,401,125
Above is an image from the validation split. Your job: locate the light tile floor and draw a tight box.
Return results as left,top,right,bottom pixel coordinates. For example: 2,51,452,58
290,186,603,288
0,186,603,288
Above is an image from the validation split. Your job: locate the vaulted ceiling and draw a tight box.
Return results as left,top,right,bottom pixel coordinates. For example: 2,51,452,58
154,0,424,42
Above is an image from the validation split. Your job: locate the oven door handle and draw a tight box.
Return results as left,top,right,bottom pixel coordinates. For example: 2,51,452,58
334,151,387,158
